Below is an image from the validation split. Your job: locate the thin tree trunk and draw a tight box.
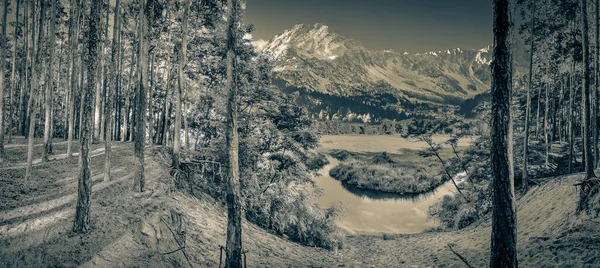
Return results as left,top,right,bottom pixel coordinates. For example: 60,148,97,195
581,0,595,179
536,83,542,139
104,0,120,182
522,0,536,190
148,52,155,144
545,85,550,167
73,0,101,234
569,22,577,174
122,49,134,142
8,0,21,144
490,0,517,266
67,0,80,156
225,0,243,266
24,0,36,138
25,0,46,180
114,29,123,141
43,0,58,162
173,0,190,168
184,101,190,150
133,0,153,192
0,0,8,157
595,0,600,168
18,0,28,137
159,3,172,146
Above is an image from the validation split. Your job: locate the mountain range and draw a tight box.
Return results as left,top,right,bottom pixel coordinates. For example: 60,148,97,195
257,23,524,122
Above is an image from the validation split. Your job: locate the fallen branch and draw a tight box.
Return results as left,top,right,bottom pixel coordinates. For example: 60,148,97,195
162,246,185,255
447,244,473,268
161,216,194,268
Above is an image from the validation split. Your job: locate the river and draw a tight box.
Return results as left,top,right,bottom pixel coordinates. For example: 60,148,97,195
313,135,468,234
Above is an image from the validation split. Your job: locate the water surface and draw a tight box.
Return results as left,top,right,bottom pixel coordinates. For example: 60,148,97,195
313,135,461,234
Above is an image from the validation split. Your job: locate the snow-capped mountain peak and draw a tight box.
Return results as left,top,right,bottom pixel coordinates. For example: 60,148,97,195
260,23,358,60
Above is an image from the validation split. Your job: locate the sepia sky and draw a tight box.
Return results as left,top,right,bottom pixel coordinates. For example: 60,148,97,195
244,0,494,53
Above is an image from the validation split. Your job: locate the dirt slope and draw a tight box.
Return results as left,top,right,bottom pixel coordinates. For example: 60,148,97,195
1,137,599,267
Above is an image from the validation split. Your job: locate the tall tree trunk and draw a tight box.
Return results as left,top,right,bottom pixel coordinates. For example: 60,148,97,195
25,0,45,180
133,0,153,192
18,0,28,137
8,0,21,144
490,1,517,267
73,0,100,234
173,0,190,168
67,0,80,156
114,29,123,141
43,0,57,162
225,0,243,267
24,0,36,138
536,83,542,139
595,0,600,168
159,3,172,146
184,101,190,149
122,49,134,142
148,52,155,144
522,0,536,190
581,0,595,179
0,0,8,158
545,85,550,167
104,0,120,182
569,22,577,174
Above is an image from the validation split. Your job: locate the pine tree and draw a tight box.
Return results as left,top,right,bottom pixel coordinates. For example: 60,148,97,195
25,0,46,180
225,0,243,266
73,0,101,233
42,0,58,162
8,0,21,144
580,0,595,180
133,0,153,192
173,0,190,168
522,0,536,190
0,0,8,158
105,0,121,182
490,0,517,266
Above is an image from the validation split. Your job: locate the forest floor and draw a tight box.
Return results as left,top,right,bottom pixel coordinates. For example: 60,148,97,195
1,137,600,267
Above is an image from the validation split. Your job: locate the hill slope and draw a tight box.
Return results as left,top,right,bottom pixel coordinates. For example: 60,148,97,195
1,138,598,267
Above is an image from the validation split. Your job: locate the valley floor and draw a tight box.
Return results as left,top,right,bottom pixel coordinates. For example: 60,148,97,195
1,137,599,267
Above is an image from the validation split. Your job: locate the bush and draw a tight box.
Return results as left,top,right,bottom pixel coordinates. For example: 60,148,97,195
330,149,353,161
329,160,444,194
306,153,329,171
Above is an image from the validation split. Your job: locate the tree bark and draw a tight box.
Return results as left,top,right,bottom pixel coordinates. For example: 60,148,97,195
8,0,21,144
159,4,172,146
24,0,36,138
148,52,155,144
184,101,190,150
122,48,134,142
25,0,46,180
545,85,550,167
18,0,28,137
225,0,243,267
173,0,190,168
67,0,80,157
490,1,517,267
0,0,8,158
42,0,58,162
522,0,536,190
536,83,542,139
569,21,576,173
581,0,595,179
74,0,101,234
105,0,121,182
595,0,600,168
133,0,153,192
